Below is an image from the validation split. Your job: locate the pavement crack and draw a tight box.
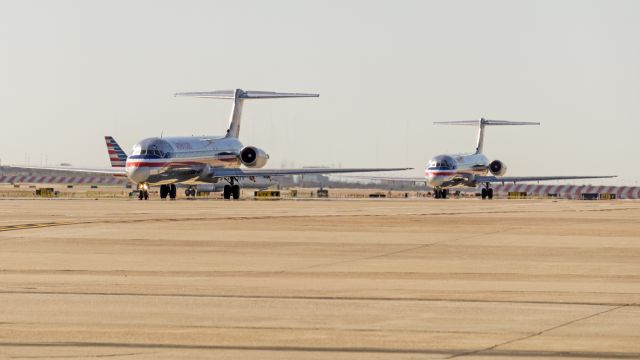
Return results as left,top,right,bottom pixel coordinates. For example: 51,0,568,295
10,352,145,359
448,304,629,358
1,205,634,234
289,227,518,272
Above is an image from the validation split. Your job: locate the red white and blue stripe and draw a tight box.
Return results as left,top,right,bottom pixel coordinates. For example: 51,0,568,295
105,136,127,168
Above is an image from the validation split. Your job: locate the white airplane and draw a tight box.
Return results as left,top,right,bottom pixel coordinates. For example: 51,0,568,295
5,89,409,200
360,119,614,199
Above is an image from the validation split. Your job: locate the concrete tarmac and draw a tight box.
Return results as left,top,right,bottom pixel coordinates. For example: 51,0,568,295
0,198,639,359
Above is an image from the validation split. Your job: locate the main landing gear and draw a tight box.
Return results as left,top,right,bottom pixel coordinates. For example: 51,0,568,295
434,188,449,199
159,184,177,200
481,183,494,200
223,185,240,200
223,178,241,200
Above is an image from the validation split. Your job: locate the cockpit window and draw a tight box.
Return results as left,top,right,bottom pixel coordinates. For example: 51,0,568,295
131,138,173,158
134,147,164,157
429,157,455,169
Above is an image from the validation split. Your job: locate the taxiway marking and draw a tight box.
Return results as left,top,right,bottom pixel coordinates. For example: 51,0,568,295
0,221,77,232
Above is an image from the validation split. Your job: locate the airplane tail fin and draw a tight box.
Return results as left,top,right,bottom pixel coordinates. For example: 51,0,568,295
174,89,319,138
105,136,127,167
434,118,540,154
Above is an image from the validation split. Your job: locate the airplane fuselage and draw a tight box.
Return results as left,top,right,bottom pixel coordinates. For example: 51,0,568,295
125,136,246,185
424,153,489,188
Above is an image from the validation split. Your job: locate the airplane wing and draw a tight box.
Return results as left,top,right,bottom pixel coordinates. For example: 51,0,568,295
1,165,127,176
206,167,413,179
334,175,426,183
475,175,616,184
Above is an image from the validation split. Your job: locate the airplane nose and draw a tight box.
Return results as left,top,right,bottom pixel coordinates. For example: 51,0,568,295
126,165,150,183
427,172,452,187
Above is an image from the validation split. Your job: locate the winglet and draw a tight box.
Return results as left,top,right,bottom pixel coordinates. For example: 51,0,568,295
105,136,127,167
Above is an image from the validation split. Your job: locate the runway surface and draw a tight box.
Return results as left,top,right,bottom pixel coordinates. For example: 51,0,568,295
0,198,639,359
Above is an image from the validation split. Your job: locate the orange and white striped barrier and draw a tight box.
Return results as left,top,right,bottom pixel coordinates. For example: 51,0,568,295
493,184,640,199
0,175,129,186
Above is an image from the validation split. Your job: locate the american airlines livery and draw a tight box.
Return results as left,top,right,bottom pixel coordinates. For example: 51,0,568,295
7,89,410,200
363,119,614,199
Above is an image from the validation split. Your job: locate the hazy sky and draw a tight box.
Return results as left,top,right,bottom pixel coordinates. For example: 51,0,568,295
1,0,638,184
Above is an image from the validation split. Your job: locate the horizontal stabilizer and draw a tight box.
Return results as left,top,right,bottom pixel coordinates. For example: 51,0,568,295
434,118,539,154
175,88,318,138
434,119,540,126
175,90,319,99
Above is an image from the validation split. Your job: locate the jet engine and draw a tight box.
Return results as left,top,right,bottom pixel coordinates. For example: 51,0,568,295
489,160,507,176
240,146,269,168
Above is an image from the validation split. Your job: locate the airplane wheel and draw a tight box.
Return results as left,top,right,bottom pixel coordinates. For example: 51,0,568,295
143,190,149,200
488,188,494,200
190,188,197,197
138,191,143,200
160,185,168,199
481,188,487,199
223,185,231,200
435,189,447,199
232,185,240,200
185,189,190,197
169,184,177,199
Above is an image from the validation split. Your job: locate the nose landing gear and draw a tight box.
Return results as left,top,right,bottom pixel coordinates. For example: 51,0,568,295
138,190,149,200
138,183,149,200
